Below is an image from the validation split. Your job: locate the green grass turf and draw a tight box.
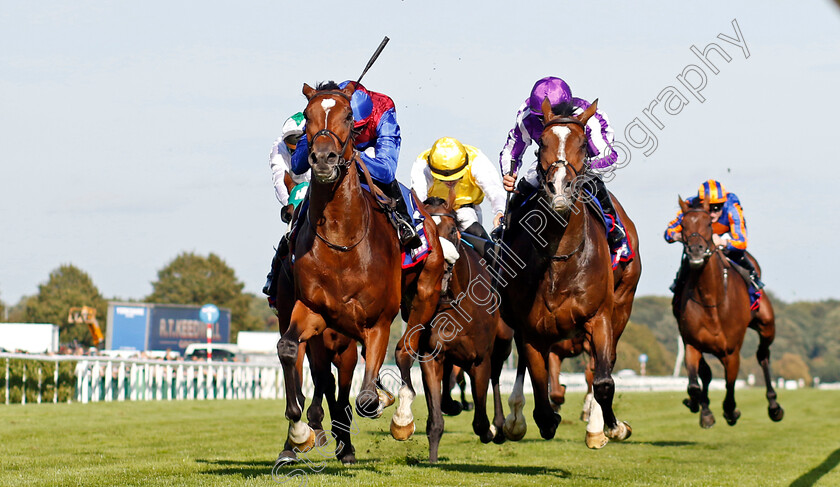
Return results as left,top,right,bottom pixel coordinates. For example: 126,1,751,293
1,389,839,486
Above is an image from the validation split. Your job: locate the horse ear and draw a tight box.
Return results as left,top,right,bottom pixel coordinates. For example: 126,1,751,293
702,197,710,212
446,184,457,212
579,98,598,126
303,83,316,100
342,82,356,98
541,96,554,122
678,195,689,213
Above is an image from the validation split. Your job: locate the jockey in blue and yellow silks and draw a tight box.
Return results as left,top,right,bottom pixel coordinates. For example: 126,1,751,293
664,179,764,291
290,80,420,249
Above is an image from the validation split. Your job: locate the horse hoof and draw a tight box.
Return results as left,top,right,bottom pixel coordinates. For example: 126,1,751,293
274,450,299,467
377,388,395,409
769,405,784,422
480,426,495,444
312,429,328,448
492,424,506,444
289,426,317,453
585,431,609,449
339,451,357,465
503,413,527,441
441,398,463,416
607,421,632,441
700,411,716,429
580,410,590,422
390,418,415,441
724,409,741,426
683,398,699,413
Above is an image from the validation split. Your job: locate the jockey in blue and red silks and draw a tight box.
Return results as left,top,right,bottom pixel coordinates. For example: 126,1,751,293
664,179,764,291
499,76,629,260
263,80,420,303
291,80,421,248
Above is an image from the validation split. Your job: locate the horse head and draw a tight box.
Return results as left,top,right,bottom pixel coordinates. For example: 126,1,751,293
537,97,599,213
678,196,715,268
302,82,357,183
423,195,460,248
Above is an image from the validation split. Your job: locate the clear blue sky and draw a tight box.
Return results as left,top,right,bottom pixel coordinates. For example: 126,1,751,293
1,1,838,306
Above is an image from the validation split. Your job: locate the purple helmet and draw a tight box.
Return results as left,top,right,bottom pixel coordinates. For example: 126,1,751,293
528,76,572,117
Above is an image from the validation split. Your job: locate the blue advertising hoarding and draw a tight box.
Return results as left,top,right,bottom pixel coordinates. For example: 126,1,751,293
106,302,231,354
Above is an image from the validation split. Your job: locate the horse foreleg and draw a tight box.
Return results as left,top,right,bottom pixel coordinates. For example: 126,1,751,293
420,357,445,463
469,360,494,444
278,302,326,455
699,356,712,408
589,315,630,448
457,368,474,412
275,339,308,466
721,352,742,426
503,353,528,442
752,307,784,422
305,337,332,446
521,340,559,440
581,356,594,422
357,320,389,420
331,342,358,464
684,344,714,427
490,333,511,444
440,360,462,416
547,349,566,412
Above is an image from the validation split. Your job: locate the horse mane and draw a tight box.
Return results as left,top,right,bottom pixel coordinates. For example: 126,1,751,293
315,81,341,91
423,196,464,227
550,102,576,118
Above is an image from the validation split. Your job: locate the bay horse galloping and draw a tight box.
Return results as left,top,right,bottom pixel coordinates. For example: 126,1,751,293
673,197,783,428
272,175,360,464
275,83,444,460
501,98,641,449
419,196,514,462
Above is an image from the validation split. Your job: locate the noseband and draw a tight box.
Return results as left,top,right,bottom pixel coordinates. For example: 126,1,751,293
681,209,716,260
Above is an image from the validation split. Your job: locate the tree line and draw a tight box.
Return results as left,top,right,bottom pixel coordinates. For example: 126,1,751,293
0,252,278,347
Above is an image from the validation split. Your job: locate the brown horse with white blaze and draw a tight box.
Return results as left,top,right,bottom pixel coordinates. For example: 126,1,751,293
500,97,641,449
275,82,444,459
673,197,783,428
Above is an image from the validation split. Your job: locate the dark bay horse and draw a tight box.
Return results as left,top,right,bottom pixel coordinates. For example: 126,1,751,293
500,98,641,449
419,196,514,462
275,82,444,459
673,197,783,428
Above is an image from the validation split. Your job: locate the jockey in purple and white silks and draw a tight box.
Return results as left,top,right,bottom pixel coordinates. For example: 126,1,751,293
500,76,628,255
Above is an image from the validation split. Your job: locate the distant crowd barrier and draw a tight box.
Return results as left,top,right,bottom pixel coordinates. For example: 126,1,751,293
1,352,826,406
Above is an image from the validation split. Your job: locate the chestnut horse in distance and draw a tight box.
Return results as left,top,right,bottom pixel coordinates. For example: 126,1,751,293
673,197,783,428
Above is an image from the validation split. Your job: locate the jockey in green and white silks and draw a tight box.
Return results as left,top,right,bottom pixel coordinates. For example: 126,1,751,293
269,112,310,221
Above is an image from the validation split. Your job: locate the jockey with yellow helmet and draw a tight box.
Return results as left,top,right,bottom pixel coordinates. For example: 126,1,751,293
411,137,506,258
665,179,764,290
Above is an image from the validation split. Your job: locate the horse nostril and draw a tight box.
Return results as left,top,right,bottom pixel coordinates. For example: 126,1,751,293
309,152,318,165
327,152,338,164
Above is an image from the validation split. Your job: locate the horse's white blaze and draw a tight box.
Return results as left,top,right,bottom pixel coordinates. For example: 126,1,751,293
585,396,605,434
548,125,571,206
320,99,336,125
392,384,415,427
288,420,312,444
550,125,571,162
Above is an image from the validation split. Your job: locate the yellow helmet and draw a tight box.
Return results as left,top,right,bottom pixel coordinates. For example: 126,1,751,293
428,137,469,181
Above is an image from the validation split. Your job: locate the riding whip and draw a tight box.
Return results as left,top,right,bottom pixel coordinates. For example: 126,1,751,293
354,36,390,87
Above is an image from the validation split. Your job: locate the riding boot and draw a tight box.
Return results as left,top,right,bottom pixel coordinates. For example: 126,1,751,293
495,179,537,238
378,180,422,249
461,222,489,258
729,251,765,290
590,176,625,248
669,255,688,293
262,235,290,304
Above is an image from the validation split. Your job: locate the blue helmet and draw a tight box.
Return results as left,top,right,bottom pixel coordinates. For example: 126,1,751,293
339,80,373,125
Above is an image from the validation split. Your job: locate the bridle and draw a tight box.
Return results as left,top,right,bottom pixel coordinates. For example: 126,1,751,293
680,208,728,308
537,117,587,197
307,90,356,169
